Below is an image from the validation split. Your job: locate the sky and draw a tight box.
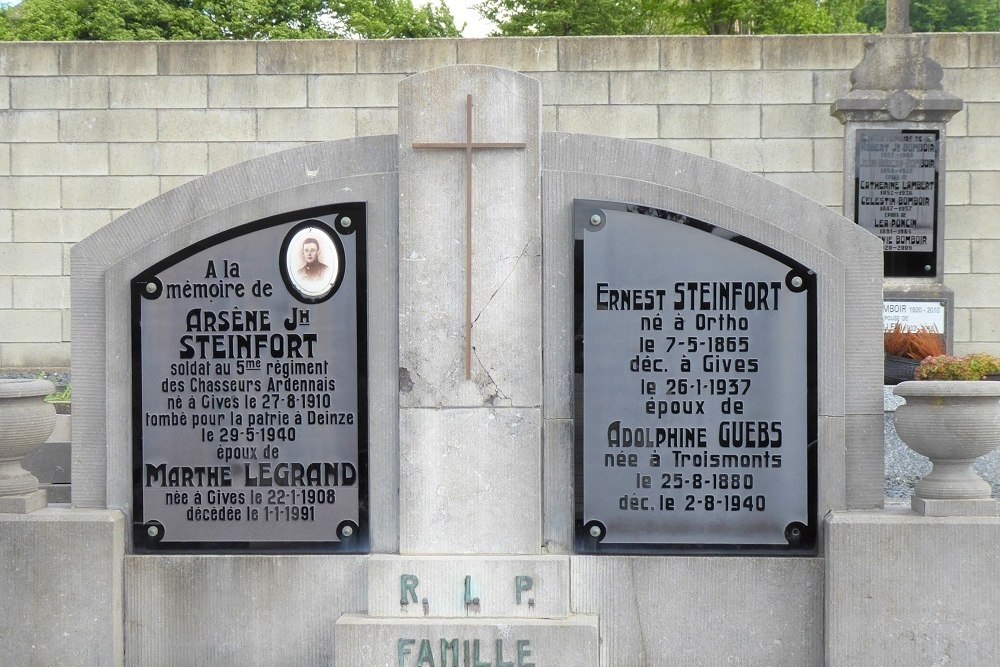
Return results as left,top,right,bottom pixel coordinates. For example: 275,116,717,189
443,0,497,38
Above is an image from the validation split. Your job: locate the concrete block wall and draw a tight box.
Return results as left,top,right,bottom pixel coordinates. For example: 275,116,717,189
1,34,998,367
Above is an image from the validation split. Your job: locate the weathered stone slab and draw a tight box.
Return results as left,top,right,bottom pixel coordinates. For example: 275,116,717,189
335,615,599,667
367,555,570,618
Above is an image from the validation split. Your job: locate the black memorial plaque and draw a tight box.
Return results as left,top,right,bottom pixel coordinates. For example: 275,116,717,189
855,128,939,277
132,204,368,553
574,201,817,555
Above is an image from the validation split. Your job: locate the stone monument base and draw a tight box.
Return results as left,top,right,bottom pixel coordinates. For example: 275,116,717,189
912,496,998,516
0,489,47,513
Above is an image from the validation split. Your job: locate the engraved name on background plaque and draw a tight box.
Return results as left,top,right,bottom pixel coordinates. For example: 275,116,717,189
132,205,368,552
856,128,940,277
575,201,817,554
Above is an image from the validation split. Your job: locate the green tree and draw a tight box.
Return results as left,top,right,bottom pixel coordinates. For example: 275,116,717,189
858,0,1000,32
332,0,461,38
0,0,462,40
476,0,654,36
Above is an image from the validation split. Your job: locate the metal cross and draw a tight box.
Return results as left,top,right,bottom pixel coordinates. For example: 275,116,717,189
412,94,526,379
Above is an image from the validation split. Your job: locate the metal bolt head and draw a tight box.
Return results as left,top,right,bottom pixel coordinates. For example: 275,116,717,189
924,264,932,272
145,282,157,294
589,525,601,538
147,525,159,537
589,214,602,227
790,276,803,288
342,525,354,537
341,217,353,228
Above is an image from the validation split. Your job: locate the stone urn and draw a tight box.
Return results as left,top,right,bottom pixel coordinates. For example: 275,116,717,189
0,378,56,513
893,380,1000,516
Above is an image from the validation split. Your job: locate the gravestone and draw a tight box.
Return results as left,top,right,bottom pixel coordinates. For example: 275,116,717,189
5,64,904,666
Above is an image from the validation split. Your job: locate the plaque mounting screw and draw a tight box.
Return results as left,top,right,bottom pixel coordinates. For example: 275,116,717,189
924,265,932,272
790,276,803,288
589,214,602,227
341,217,352,228
342,525,354,537
145,282,157,294
589,525,601,538
147,525,159,537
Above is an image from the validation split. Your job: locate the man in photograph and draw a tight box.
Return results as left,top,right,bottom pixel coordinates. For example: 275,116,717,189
297,237,331,286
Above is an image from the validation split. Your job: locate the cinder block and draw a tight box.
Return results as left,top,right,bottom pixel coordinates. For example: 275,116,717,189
257,41,356,74
762,105,843,138
970,33,1000,67
62,242,71,273
967,103,1000,136
970,172,1000,205
947,273,1000,308
0,276,11,308
643,138,711,157
0,43,59,75
110,76,207,109
947,205,999,239
157,109,255,142
59,110,156,142
970,308,1000,342
357,108,397,136
61,176,160,209
0,241,64,274
948,105,968,137
660,35,761,70
814,138,844,172
0,209,10,242
0,176,60,208
610,71,709,105
0,110,58,142
13,209,111,243
953,307,971,342
712,70,811,105
109,143,207,176
12,143,108,176
946,171,970,205
944,239,971,273
950,137,1000,171
0,78,7,109
765,172,841,206
59,43,156,75
159,175,198,193
659,105,759,139
0,342,70,367
0,143,8,175
12,276,70,309
309,74,403,108
541,106,556,132
0,509,124,667
0,309,63,342
457,38,557,71
559,105,657,138
945,69,1000,103
535,72,608,105
971,239,1000,273
358,39,456,73
206,141,305,172
813,70,853,104
711,138,812,173
11,76,107,109
559,36,658,71
257,108,355,141
62,309,70,341
928,34,970,68
761,35,864,69
209,75,307,108
157,42,256,75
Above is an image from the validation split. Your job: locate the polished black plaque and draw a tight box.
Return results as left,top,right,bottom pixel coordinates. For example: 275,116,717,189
132,204,368,553
856,129,939,277
574,201,817,554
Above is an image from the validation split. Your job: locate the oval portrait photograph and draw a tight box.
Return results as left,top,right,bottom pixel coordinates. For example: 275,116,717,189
283,224,342,300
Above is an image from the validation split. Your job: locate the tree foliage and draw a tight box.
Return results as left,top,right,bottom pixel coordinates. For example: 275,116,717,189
858,0,1000,32
0,0,461,40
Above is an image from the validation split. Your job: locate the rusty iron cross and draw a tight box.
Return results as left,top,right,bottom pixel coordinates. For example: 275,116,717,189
412,94,526,380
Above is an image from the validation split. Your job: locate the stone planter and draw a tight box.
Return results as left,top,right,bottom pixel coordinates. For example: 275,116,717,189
893,380,1000,516
0,379,56,513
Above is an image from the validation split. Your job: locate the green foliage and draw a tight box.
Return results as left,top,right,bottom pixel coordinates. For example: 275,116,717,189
332,0,461,38
45,385,72,403
0,0,462,40
916,354,1000,381
858,0,1000,32
479,0,869,36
